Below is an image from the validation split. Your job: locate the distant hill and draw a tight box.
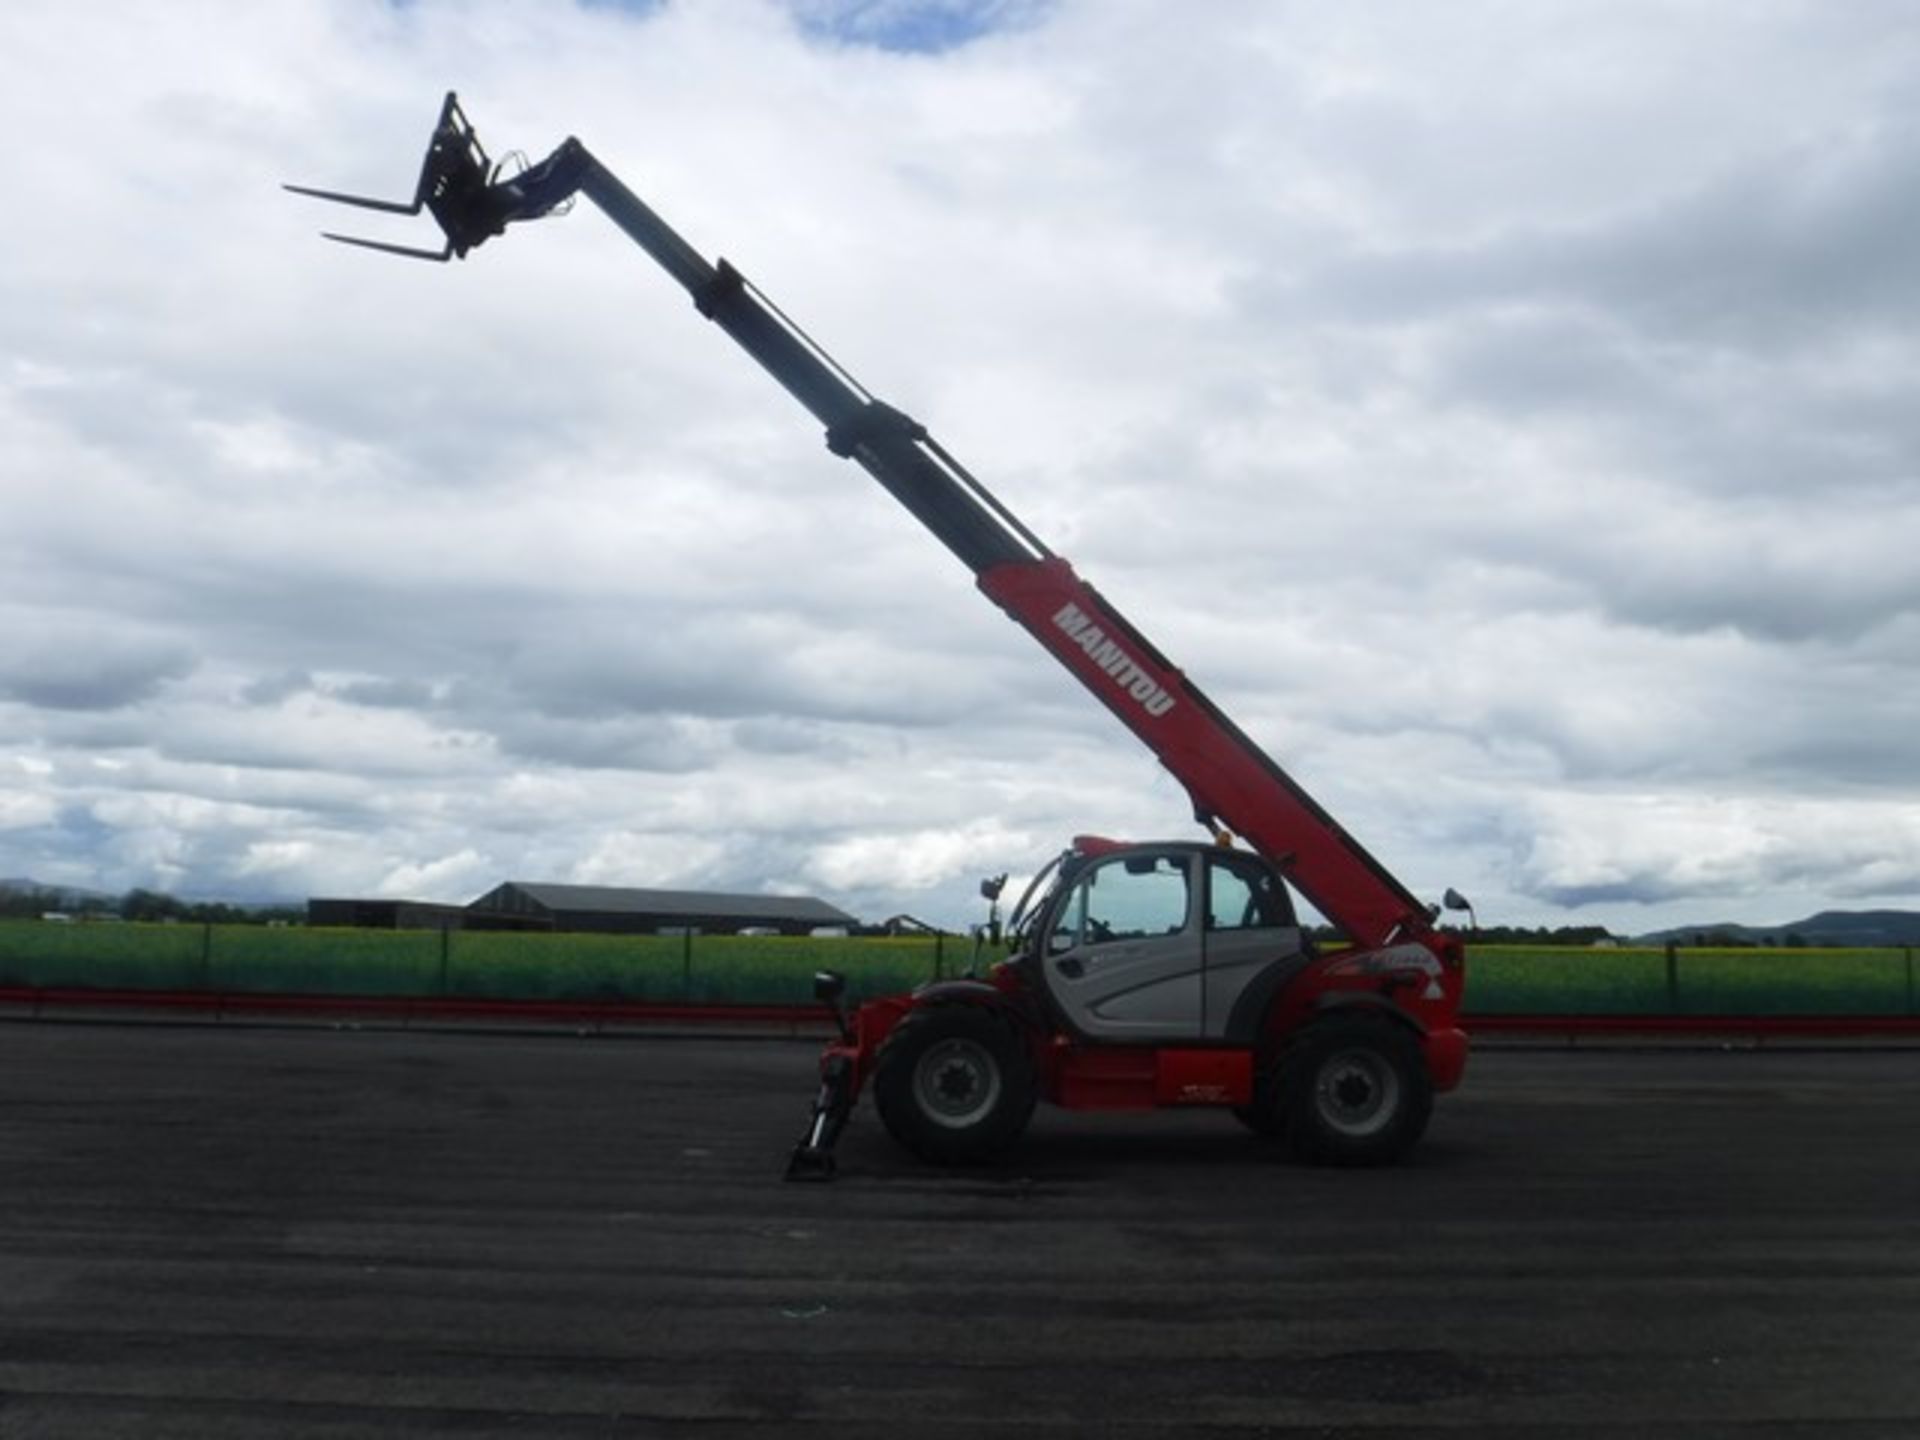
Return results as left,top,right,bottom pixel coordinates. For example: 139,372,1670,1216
1634,910,1920,947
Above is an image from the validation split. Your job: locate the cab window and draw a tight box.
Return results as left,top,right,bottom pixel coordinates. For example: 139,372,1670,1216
1050,854,1192,951
1206,856,1293,931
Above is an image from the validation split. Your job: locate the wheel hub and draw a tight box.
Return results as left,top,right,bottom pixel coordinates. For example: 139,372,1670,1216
1315,1048,1399,1138
936,1062,979,1104
914,1037,1002,1129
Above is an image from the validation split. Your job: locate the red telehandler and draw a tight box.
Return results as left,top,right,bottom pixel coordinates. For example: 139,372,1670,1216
291,94,1473,1179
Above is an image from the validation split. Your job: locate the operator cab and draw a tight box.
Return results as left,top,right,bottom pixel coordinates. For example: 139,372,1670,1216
1008,838,1312,1046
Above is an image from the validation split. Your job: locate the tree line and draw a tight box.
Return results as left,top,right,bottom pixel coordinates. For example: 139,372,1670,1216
0,886,303,926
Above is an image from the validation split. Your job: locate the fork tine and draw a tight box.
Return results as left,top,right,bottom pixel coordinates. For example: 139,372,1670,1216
319,231,453,262
282,182,425,216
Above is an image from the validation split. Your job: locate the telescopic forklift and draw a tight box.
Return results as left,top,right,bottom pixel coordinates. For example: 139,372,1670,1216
291,93,1472,1179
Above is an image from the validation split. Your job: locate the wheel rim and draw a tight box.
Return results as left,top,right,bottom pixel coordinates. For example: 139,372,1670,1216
1313,1047,1400,1138
913,1037,1002,1130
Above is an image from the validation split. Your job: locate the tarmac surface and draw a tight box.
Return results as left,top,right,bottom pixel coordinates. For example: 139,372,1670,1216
1,1020,1916,1437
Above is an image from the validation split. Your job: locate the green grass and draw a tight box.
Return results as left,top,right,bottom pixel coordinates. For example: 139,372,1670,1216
0,920,207,990
1464,945,1916,1017
0,923,1912,1016
0,922,967,1005
210,926,443,996
1465,947,1673,1015
1663,947,1913,1017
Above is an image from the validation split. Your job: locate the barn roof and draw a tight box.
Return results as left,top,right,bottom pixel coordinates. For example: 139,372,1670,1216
478,882,857,926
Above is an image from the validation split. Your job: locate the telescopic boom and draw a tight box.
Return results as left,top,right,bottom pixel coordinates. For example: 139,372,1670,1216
289,93,1436,949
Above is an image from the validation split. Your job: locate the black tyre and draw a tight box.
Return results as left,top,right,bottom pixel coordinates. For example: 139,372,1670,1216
1275,1014,1432,1167
1231,1083,1281,1138
872,1004,1036,1165
1231,1102,1277,1137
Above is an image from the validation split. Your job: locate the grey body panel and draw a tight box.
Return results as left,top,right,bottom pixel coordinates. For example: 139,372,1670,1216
1048,930,1203,1038
1203,925,1307,1041
1039,845,1307,1045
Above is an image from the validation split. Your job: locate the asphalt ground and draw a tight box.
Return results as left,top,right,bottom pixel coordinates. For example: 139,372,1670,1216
1,1022,1916,1437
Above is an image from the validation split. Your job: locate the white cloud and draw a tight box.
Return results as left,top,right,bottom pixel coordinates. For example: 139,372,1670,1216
1516,791,1920,916
0,1,1915,931
376,848,496,903
805,820,1038,894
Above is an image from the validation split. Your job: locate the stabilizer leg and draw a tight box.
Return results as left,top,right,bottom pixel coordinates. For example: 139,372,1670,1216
785,1054,855,1182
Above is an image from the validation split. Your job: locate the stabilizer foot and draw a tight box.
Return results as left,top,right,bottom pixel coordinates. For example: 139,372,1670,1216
784,1144,838,1182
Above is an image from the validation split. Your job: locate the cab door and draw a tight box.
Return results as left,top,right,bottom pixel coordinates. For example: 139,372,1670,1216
1200,851,1308,1041
1041,849,1203,1042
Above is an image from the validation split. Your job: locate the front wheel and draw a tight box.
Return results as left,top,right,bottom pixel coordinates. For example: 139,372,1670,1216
873,1005,1036,1165
1275,1015,1433,1167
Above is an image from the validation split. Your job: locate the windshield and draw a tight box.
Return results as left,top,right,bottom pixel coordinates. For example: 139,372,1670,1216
1005,848,1074,948
1047,854,1193,952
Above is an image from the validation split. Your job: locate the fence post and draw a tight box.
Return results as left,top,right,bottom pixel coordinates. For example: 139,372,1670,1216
437,925,451,996
682,929,693,1000
1906,947,1915,1016
1664,941,1680,1014
200,921,214,993
934,932,944,981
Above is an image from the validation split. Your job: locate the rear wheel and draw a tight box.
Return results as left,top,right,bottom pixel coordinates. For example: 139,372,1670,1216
1275,1014,1432,1166
873,1005,1036,1165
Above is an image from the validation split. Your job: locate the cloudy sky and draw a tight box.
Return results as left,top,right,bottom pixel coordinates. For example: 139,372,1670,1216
2,0,1917,933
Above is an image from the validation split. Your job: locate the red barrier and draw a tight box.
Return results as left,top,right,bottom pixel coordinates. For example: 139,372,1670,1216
1468,1013,1920,1038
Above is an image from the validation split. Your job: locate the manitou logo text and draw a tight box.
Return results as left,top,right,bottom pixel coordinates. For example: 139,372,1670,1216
1051,603,1178,719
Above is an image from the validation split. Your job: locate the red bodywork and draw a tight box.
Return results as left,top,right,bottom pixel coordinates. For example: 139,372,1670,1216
824,931,1470,1119
790,550,1469,1120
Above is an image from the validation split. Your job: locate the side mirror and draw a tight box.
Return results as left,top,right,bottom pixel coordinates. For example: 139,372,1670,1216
980,873,1007,902
1441,888,1477,930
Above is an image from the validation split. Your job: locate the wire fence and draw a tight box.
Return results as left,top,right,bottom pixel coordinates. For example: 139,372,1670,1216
0,923,956,1007
1465,943,1918,1018
0,923,1915,1017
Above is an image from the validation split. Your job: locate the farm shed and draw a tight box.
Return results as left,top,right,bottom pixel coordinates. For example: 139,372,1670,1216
464,882,859,937
307,898,470,930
